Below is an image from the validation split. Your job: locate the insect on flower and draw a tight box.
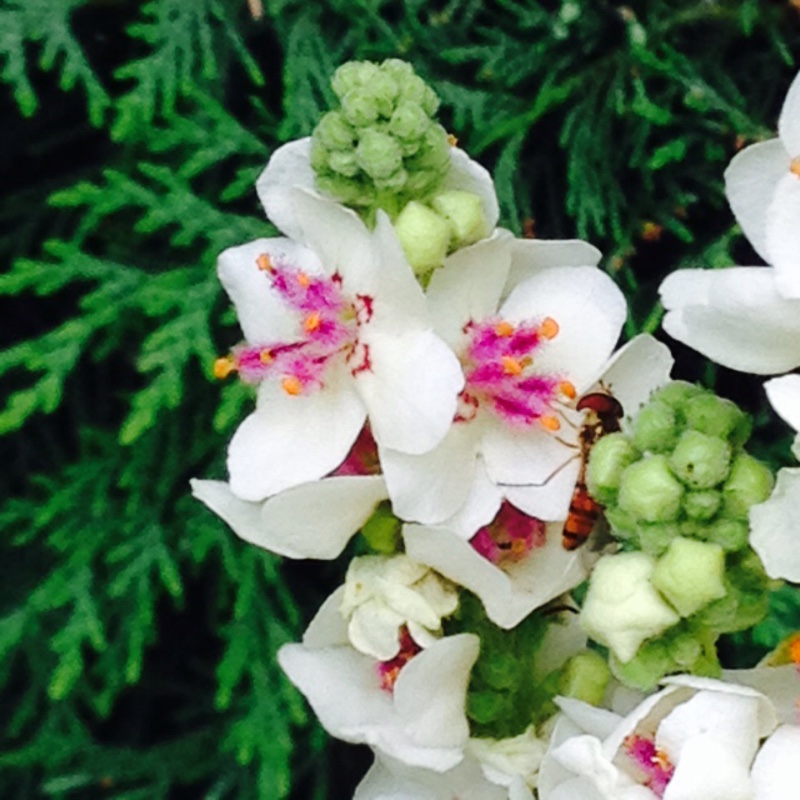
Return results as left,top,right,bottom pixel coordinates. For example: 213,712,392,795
561,391,624,550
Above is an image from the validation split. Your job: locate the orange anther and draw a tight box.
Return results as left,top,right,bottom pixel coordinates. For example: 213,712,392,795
501,356,523,376
494,321,514,337
447,133,458,147
539,317,559,340
304,312,321,332
256,254,273,272
791,156,800,177
259,349,273,364
560,380,577,399
789,633,800,664
281,376,303,396
540,414,561,432
213,356,236,380
297,271,310,287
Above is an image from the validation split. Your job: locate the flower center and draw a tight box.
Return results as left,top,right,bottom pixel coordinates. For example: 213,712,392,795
470,502,546,567
623,734,675,797
457,316,575,429
377,626,422,691
214,254,373,394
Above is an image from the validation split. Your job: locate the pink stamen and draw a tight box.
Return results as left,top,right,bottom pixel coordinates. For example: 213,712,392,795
331,426,380,477
470,503,546,566
460,317,568,426
623,734,675,797
377,627,422,692
219,257,373,393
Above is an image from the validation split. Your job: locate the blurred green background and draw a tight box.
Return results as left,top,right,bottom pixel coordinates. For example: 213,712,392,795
2,1,800,797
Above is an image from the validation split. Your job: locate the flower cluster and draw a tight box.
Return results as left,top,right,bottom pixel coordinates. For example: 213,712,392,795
192,60,800,798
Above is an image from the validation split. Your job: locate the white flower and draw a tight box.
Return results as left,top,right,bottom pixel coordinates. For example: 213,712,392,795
340,554,459,659
255,137,500,245
278,586,478,771
378,233,662,529
216,192,463,503
539,673,796,800
725,70,800,298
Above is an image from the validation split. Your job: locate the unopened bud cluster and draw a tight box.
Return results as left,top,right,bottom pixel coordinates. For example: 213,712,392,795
581,381,774,689
311,60,489,276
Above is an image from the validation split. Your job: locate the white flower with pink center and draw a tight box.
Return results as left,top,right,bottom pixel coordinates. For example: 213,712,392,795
378,231,658,530
216,191,463,504
278,585,479,771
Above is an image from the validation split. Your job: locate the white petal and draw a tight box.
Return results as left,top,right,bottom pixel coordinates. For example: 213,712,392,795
725,139,788,261
261,475,387,559
656,690,764,767
357,328,463,454
440,457,504,538
663,734,754,800
394,633,478,750
256,138,317,240
481,418,576,486
350,604,406,660
216,237,322,343
589,334,674,419
720,665,800,725
227,375,366,500
379,424,480,524
303,585,349,648
778,71,800,155
751,724,800,800
443,147,500,230
191,478,306,559
499,267,627,391
660,267,800,374
764,374,800,433
555,699,622,741
505,239,603,296
504,457,581,522
427,231,513,348
766,173,800,298
750,467,800,582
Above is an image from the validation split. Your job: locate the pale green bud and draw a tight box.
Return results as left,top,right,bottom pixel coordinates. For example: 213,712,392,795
586,432,641,505
355,129,403,179
314,110,356,151
669,430,731,489
684,393,750,445
635,521,681,557
327,150,360,178
580,552,680,663
667,630,702,668
609,640,671,692
604,506,639,541
704,517,749,552
651,537,727,617
683,489,722,521
722,453,774,519
341,88,381,126
316,173,369,207
360,502,401,555
389,100,430,141
430,190,488,248
374,168,409,193
331,61,381,98
406,123,450,172
618,455,683,522
651,380,704,413
394,201,452,276
558,650,611,706
632,400,678,453
398,74,439,116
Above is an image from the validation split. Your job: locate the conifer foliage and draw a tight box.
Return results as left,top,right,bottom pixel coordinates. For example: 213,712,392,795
1,1,799,797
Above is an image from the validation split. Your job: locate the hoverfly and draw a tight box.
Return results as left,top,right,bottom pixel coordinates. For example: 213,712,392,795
561,391,624,550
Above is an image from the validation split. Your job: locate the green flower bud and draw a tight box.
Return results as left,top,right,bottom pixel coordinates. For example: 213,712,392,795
558,650,611,706
389,100,431,141
406,123,450,173
651,537,727,617
609,639,672,692
651,380,704,413
468,690,513,725
328,150,360,178
722,453,774,519
703,517,749,552
683,489,722,521
314,110,356,151
398,74,439,116
430,190,488,248
315,173,369,207
666,629,702,668
393,201,452,276
635,521,681,556
476,652,518,690
669,430,731,489
586,432,641,505
355,129,403,179
310,139,330,171
632,400,679,453
331,61,382,98
360,502,401,555
604,506,639,542
618,455,683,522
684,393,750,445
341,88,381,126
